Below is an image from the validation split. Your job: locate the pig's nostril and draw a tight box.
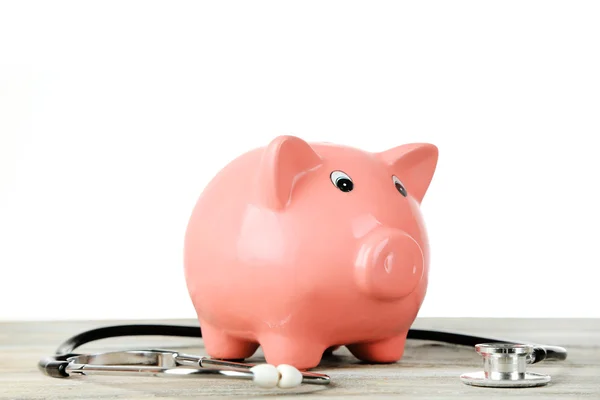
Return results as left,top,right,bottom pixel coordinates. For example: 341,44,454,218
383,254,394,274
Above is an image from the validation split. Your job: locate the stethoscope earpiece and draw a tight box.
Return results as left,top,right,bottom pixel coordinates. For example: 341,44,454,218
39,349,330,389
250,364,303,388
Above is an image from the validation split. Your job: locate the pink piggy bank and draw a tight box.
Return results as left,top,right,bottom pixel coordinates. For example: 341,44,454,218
184,135,438,370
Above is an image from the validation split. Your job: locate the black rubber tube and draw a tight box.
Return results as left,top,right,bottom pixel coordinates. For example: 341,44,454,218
52,324,566,367
55,324,202,355
406,329,567,363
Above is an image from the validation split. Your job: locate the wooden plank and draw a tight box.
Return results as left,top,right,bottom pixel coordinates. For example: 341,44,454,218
1,318,598,399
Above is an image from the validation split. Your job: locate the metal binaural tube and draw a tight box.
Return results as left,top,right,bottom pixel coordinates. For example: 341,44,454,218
174,353,331,385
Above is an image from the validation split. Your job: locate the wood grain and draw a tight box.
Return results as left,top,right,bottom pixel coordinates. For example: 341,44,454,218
1,318,598,399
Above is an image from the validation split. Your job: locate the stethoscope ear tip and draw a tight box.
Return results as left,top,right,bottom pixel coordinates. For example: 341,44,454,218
275,364,304,388
250,363,303,389
250,364,280,388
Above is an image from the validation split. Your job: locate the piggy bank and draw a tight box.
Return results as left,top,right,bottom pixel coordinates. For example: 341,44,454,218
184,135,438,370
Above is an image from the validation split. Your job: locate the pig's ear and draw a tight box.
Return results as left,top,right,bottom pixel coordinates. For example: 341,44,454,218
255,135,322,210
377,143,438,203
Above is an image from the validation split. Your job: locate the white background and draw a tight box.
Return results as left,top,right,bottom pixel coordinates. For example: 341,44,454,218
1,1,599,321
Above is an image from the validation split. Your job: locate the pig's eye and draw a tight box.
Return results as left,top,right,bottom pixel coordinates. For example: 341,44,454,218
393,175,407,197
330,170,354,192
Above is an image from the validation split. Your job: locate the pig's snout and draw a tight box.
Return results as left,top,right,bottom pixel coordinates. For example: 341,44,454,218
354,228,424,301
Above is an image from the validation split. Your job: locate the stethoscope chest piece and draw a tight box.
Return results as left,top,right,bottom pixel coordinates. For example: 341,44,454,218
460,343,551,388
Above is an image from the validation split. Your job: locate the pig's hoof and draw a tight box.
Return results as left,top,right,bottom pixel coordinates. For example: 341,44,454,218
259,335,326,370
201,321,259,360
354,228,424,301
347,334,407,363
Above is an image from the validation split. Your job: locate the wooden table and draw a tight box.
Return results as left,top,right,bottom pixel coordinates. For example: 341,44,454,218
1,318,598,399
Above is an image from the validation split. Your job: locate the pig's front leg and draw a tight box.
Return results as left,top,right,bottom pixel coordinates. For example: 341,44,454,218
346,333,408,363
259,334,326,370
200,320,259,360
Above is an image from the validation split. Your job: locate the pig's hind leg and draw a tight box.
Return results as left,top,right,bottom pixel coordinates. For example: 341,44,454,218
346,333,408,363
200,320,259,360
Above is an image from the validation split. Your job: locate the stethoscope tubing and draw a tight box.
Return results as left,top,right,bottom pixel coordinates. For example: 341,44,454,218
39,323,567,379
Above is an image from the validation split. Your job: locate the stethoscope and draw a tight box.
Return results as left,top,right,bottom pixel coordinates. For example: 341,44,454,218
38,323,567,389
